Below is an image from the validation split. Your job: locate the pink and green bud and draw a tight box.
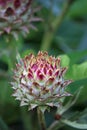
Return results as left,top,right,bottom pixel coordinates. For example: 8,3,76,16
11,51,72,111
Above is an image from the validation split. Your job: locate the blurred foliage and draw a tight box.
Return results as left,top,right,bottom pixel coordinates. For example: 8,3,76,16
0,0,87,130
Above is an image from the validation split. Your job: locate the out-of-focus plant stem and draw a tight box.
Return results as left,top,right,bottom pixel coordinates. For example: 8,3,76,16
37,107,46,130
40,0,76,51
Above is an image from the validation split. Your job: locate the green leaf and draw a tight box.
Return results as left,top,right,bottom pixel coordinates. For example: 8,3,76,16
67,78,87,104
68,0,87,17
60,55,70,67
66,61,87,80
61,50,87,67
61,119,87,129
68,78,87,93
68,50,87,65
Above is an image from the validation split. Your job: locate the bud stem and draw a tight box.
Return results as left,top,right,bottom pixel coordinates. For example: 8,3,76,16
40,0,76,51
37,107,46,130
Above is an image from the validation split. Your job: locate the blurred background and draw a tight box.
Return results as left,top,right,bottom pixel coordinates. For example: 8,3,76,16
0,0,87,130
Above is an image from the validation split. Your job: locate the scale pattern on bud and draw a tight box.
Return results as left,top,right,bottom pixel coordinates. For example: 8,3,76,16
11,51,72,111
0,0,41,39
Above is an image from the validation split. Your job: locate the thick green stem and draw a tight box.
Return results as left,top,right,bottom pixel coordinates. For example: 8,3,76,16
37,107,46,130
40,0,76,51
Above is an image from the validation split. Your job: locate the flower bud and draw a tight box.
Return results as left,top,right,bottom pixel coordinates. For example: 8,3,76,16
11,51,72,111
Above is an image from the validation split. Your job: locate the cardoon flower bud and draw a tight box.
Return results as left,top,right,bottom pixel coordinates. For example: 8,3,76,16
0,0,41,39
11,51,72,111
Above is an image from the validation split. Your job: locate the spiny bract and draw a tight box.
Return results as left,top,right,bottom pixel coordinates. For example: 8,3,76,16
11,51,72,112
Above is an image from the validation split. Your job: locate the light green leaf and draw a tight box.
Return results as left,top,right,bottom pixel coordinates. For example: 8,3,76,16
60,55,70,67
66,62,87,80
